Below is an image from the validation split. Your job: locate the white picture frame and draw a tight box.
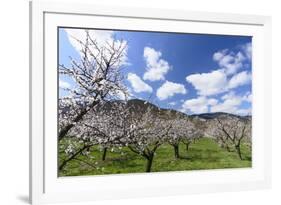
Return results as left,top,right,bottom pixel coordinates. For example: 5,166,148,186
30,1,272,204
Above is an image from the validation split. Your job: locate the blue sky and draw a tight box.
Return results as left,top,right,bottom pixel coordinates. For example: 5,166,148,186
59,28,252,116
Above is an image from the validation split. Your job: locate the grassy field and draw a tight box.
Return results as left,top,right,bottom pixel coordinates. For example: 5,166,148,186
59,138,251,177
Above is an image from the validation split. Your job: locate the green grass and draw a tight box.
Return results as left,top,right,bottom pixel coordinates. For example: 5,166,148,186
59,138,251,177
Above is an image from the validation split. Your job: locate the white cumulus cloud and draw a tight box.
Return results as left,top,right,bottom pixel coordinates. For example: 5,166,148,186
208,98,218,106
235,108,252,116
156,81,187,100
186,69,251,97
143,47,171,81
213,49,246,75
228,71,251,89
181,96,218,114
211,92,242,113
59,79,71,89
243,92,252,103
180,91,251,115
241,42,252,60
210,91,251,115
168,101,177,106
65,28,114,51
186,69,228,96
64,28,128,66
127,73,153,93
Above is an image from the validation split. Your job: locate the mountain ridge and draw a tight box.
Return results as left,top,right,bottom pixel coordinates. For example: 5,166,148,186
125,99,251,120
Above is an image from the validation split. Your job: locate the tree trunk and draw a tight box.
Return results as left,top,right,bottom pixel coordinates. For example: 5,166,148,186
58,101,99,141
225,144,231,152
173,145,180,159
235,145,243,160
59,145,91,171
186,142,191,151
102,147,107,161
146,154,154,172
59,157,72,171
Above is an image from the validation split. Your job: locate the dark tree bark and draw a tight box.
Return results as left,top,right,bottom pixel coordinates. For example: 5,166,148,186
185,142,191,152
102,147,107,161
58,101,99,141
173,145,180,159
59,144,92,171
235,144,243,160
220,143,231,152
145,154,154,172
225,145,231,152
129,141,161,173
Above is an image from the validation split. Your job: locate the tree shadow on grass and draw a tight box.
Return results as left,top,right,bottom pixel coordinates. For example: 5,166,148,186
180,151,223,163
178,156,192,160
243,156,252,161
107,155,137,162
104,155,143,169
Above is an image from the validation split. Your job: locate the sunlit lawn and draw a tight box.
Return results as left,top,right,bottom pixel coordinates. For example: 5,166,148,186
59,137,251,177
